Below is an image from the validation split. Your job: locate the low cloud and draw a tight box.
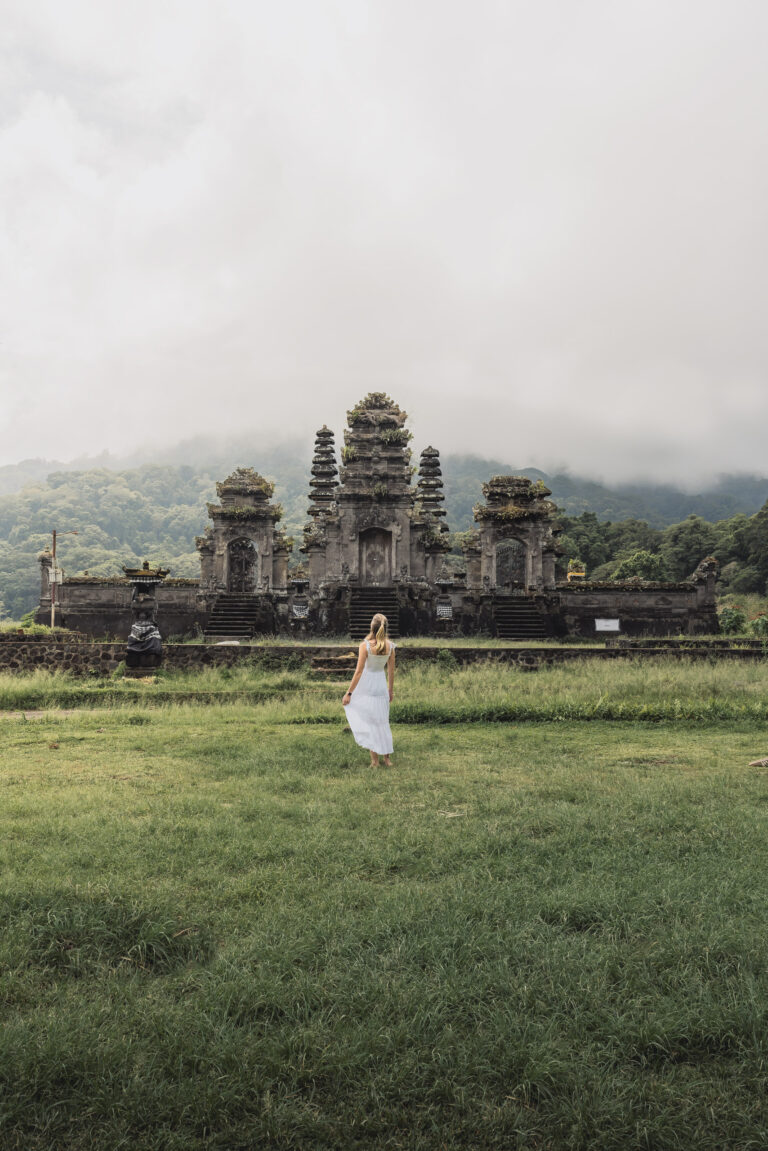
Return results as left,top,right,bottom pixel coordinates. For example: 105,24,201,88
1,0,767,485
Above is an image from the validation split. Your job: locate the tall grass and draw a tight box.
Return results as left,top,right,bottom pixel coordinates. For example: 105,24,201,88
0,665,317,709
2,707,768,1148
6,658,768,723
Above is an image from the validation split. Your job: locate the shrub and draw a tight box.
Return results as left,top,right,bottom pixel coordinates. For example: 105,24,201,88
436,649,459,671
719,606,746,634
750,614,768,637
381,428,412,446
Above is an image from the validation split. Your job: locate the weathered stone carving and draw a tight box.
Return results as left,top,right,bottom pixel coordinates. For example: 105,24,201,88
197,467,288,595
306,426,338,523
472,476,558,591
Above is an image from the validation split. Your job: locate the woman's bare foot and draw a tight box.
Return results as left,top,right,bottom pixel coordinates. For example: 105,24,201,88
382,756,392,766
370,754,379,767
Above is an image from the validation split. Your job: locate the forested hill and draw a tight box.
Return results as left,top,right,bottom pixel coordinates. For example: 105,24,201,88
443,457,768,529
2,447,767,523
1,445,767,618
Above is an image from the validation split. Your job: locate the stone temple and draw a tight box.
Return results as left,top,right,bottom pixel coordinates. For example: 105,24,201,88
194,392,562,638
38,392,718,638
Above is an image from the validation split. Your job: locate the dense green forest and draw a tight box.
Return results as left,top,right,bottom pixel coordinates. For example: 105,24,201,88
1,442,767,619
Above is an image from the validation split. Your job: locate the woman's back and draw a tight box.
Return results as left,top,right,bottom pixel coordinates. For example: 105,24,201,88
364,640,393,670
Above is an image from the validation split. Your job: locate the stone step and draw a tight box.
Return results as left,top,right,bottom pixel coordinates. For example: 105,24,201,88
349,589,400,639
311,656,357,671
206,616,257,625
204,626,255,632
204,594,265,640
494,598,547,639
309,651,358,681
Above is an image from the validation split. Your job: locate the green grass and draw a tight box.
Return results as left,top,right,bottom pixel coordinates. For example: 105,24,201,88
2,685,768,1148
6,657,768,721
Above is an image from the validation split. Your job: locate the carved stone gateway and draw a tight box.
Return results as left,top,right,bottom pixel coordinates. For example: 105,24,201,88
196,467,290,596
472,476,558,592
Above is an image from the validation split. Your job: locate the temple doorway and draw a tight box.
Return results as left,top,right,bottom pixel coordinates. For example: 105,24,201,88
359,528,392,585
227,538,258,593
495,539,526,588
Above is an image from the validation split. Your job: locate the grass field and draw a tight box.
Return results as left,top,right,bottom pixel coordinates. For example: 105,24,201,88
2,661,768,1149
5,657,768,720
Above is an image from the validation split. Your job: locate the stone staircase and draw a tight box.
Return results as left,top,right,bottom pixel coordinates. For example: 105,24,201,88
349,587,401,640
310,650,358,681
203,595,263,640
493,596,548,640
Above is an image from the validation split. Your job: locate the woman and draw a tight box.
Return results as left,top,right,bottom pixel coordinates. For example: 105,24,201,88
342,613,395,767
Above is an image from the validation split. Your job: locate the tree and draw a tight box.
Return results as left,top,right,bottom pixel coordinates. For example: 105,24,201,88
556,512,613,574
659,515,718,580
612,550,668,581
606,518,662,558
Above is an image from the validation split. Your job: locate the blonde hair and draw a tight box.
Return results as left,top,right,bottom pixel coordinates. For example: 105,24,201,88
367,613,389,656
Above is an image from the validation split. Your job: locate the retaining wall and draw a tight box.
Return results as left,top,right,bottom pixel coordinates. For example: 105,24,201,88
0,638,764,677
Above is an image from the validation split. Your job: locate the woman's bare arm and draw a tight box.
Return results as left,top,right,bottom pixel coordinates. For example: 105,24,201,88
342,643,368,705
387,644,395,701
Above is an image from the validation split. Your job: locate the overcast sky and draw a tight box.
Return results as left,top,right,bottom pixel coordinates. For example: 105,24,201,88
2,1,767,485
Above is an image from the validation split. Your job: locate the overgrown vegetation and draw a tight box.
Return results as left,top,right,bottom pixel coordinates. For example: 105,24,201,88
556,507,768,592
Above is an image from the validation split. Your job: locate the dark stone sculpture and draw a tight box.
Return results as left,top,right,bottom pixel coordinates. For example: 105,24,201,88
126,613,162,669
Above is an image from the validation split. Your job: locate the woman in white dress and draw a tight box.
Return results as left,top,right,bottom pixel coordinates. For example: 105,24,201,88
342,613,395,767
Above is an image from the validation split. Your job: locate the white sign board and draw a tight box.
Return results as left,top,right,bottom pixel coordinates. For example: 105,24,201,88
595,618,620,632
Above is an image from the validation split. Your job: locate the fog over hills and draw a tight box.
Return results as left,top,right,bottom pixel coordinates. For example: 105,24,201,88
2,437,767,529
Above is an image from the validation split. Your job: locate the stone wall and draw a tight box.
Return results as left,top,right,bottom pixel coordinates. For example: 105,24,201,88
36,582,204,639
35,578,719,641
0,637,602,676
0,637,125,675
556,582,718,637
0,637,757,678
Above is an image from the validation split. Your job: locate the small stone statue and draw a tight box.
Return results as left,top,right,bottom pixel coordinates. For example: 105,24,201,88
126,612,163,669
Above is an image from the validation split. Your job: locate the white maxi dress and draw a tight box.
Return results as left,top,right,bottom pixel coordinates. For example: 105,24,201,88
345,642,394,755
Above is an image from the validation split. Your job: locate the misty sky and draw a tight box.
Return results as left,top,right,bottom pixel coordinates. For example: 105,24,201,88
2,1,767,484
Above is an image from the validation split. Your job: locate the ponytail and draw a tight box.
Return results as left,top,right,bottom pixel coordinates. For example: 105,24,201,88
369,613,389,655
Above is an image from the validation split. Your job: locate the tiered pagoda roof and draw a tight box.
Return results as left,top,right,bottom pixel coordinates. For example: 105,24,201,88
306,426,339,521
473,475,556,523
337,392,413,502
